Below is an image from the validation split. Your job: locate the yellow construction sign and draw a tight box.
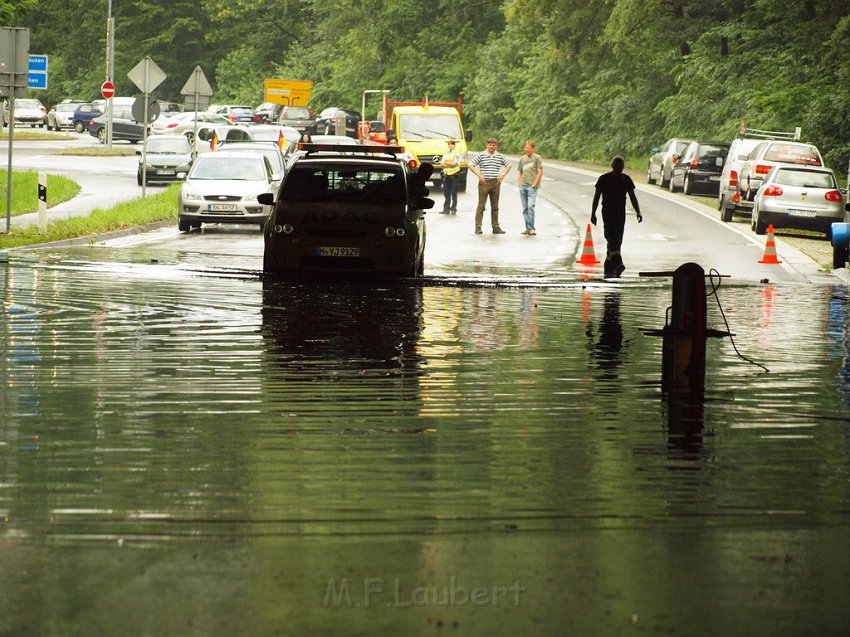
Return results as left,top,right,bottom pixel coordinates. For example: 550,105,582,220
263,79,313,106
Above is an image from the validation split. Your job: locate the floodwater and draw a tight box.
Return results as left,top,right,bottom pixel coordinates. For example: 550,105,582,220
1,247,849,636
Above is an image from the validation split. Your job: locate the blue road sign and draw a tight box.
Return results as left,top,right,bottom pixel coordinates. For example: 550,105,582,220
29,54,48,72
28,54,48,89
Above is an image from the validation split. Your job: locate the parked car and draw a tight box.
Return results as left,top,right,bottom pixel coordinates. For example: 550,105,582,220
136,134,194,185
88,108,146,143
255,102,283,124
738,140,824,203
158,101,184,118
47,102,83,130
314,107,361,138
71,102,103,133
277,105,316,134
718,137,766,221
213,104,262,125
262,143,431,277
150,111,232,141
647,138,695,188
193,124,253,154
178,152,276,232
751,165,844,236
668,141,730,195
2,98,47,127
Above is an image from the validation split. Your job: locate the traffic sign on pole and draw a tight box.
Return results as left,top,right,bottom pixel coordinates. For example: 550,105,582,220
101,80,115,99
28,54,48,90
128,56,166,94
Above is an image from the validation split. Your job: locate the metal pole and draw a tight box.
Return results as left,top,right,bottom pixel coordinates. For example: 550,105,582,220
142,59,149,197
192,68,199,151
5,29,16,233
106,2,114,149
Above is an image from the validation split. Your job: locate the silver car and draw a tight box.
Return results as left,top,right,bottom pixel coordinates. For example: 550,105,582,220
647,137,695,187
47,102,82,130
151,111,232,142
3,98,46,127
178,152,275,232
136,135,194,185
738,140,823,202
215,141,285,189
751,165,844,236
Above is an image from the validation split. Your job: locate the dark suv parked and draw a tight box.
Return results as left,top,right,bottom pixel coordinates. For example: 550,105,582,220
669,141,730,195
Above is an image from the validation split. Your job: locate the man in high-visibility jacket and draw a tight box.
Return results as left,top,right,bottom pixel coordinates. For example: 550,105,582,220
440,139,461,214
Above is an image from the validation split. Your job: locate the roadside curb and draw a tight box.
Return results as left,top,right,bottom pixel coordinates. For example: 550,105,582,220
2,220,174,252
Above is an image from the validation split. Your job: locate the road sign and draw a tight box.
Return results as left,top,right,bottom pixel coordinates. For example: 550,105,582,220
128,56,166,94
0,27,31,99
263,79,313,106
28,54,47,71
180,66,213,97
101,81,115,99
132,97,160,123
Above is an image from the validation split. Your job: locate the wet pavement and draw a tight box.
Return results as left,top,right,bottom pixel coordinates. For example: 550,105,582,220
1,241,850,634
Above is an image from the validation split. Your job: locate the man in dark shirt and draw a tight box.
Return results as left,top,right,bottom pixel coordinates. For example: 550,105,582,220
591,156,643,277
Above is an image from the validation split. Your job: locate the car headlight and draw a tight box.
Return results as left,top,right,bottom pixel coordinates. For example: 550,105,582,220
177,163,191,172
181,186,202,201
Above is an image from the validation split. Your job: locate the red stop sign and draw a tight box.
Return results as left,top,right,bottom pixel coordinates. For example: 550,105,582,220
101,81,115,99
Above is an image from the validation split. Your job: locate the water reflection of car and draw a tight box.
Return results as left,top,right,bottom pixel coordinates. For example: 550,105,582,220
136,135,194,185
262,144,432,278
88,108,146,143
668,141,730,195
178,152,276,232
751,165,844,236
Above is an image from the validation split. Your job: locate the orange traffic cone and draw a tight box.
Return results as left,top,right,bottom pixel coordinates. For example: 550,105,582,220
758,224,782,264
577,224,600,265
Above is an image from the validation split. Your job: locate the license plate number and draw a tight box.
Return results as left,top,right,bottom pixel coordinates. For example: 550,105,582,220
788,209,816,217
156,170,176,176
317,247,360,257
707,175,719,181
208,203,237,212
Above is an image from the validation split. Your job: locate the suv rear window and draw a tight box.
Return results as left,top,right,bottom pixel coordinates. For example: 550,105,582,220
283,107,311,118
282,166,405,204
773,168,835,188
764,143,821,166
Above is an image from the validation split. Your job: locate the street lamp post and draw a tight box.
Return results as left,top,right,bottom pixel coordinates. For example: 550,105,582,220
105,0,114,148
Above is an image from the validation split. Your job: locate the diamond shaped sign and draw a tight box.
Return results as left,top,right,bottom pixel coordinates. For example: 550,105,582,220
127,55,166,94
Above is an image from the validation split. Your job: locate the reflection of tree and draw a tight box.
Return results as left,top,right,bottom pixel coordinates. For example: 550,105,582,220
586,292,623,383
260,281,425,418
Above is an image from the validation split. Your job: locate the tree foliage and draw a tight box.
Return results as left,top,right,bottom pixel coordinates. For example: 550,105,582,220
9,0,850,172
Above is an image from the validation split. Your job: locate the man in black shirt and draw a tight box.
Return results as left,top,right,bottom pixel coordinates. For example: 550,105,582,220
591,156,643,278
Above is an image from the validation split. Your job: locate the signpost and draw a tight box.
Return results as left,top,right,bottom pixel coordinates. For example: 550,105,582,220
101,80,115,99
180,66,213,149
28,54,47,89
1,27,31,233
263,79,313,106
128,56,166,196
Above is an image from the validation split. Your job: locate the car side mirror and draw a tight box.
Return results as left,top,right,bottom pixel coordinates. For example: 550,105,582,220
651,147,660,153
135,150,141,155
417,197,434,210
271,172,281,182
257,193,275,205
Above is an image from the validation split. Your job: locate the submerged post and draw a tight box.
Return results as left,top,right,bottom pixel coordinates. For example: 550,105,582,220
661,262,708,396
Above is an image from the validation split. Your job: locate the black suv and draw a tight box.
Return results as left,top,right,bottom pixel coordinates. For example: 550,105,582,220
261,144,432,277
314,107,361,138
669,141,730,195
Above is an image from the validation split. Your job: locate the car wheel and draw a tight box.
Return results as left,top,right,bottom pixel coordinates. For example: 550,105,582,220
659,170,669,188
683,175,693,195
720,198,733,222
646,164,656,185
96,128,106,144
753,205,767,235
74,121,85,133
833,245,848,269
178,219,191,232
668,174,677,192
185,132,194,144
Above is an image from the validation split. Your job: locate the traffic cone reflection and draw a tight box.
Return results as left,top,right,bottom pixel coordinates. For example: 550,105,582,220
577,224,600,265
758,224,782,264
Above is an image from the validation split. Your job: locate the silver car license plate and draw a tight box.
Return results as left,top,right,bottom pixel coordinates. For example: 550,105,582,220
317,247,360,257
787,209,816,217
156,170,176,176
208,203,238,212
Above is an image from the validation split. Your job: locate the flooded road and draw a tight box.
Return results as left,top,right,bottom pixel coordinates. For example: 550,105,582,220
2,243,850,635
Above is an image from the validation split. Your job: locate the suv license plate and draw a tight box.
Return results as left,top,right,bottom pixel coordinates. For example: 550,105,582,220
208,204,237,212
156,170,176,176
317,247,360,257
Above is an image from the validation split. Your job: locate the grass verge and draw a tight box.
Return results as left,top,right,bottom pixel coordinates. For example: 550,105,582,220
0,184,179,249
0,169,81,216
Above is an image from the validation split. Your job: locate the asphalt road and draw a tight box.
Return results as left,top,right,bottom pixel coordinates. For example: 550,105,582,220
2,130,844,285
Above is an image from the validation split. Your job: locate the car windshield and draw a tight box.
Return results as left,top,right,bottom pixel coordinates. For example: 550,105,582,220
773,168,836,189
230,107,253,115
147,138,189,154
191,157,266,181
284,107,310,118
17,100,40,109
764,144,821,166
398,113,461,139
282,166,405,203
697,144,729,160
674,141,691,154
57,104,77,112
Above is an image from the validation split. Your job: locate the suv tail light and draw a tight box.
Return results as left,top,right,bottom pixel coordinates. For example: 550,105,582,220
755,164,771,175
761,185,783,197
729,170,738,187
671,156,679,164
825,190,843,203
